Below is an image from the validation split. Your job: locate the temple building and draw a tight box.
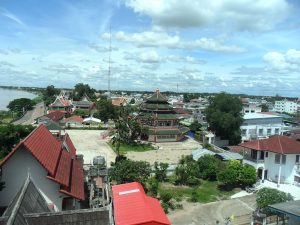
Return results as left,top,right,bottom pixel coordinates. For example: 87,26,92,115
139,89,188,142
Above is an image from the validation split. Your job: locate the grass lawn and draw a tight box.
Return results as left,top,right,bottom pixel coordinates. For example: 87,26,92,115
159,180,239,203
108,141,154,154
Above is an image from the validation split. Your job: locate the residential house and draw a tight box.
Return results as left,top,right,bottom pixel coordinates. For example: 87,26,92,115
240,136,300,186
36,111,66,124
241,112,283,142
0,125,84,211
62,116,84,128
112,182,170,225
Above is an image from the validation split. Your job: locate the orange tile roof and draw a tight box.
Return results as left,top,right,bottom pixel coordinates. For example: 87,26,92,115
0,125,84,200
239,135,300,154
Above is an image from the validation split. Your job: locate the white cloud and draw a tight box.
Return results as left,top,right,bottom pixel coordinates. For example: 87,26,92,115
103,31,245,53
124,0,290,31
0,7,25,25
263,49,300,72
139,50,160,63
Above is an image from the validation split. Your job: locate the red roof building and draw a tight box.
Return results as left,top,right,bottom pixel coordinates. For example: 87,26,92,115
240,135,300,154
239,135,300,185
0,125,84,211
112,182,170,225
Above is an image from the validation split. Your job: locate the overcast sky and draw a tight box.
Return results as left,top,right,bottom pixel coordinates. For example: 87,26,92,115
0,0,300,96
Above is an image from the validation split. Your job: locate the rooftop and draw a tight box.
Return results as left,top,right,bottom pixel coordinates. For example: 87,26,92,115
243,113,282,120
239,135,300,154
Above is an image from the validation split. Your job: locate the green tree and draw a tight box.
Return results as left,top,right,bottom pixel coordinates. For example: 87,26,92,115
111,105,144,156
0,124,35,159
7,98,34,117
205,92,243,145
154,162,169,182
175,155,200,186
239,165,257,186
189,121,202,132
73,83,95,101
94,97,117,122
43,85,60,106
256,188,293,214
110,159,151,186
197,155,219,180
147,177,159,196
217,160,242,187
218,160,257,188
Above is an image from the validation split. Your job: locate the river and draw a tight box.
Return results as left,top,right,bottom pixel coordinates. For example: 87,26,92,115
0,88,37,110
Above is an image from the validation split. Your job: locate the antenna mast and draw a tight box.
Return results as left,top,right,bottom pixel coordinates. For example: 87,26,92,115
108,26,111,96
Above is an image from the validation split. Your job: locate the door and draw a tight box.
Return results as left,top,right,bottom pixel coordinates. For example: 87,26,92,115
264,170,268,179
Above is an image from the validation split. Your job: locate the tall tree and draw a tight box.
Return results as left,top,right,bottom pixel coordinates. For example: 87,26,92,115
205,92,243,144
73,83,95,101
7,98,34,117
43,85,60,106
94,97,117,123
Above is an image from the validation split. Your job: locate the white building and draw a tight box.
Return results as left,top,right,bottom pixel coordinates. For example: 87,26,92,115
275,99,298,114
241,113,283,142
0,125,84,211
242,104,262,114
240,136,300,187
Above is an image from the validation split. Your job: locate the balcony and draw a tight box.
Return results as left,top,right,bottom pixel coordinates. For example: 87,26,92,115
243,154,265,164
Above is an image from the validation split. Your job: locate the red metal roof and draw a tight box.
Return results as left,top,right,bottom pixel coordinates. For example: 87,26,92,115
0,125,84,201
112,182,170,225
239,135,300,154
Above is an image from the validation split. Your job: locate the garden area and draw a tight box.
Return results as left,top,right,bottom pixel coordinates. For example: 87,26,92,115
108,141,154,154
109,154,258,213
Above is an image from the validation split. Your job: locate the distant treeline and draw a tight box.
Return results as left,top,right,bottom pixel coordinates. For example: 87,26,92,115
0,85,297,101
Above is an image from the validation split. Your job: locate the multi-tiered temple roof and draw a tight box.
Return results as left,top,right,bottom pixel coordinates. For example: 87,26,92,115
139,89,188,142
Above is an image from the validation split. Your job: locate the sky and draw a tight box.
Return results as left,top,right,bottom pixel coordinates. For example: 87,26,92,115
0,0,300,96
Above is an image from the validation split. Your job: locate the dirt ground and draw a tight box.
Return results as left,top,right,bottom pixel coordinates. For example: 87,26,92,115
168,194,256,225
67,130,116,166
67,130,201,165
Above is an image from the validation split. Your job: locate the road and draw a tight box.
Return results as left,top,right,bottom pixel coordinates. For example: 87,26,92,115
168,194,256,225
13,102,45,125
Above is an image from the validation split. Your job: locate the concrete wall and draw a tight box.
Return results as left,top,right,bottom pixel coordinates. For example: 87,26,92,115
264,152,298,184
0,148,66,211
241,123,282,141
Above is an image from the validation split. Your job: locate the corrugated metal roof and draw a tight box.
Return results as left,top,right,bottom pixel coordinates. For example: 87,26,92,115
192,148,215,161
216,152,243,161
112,182,170,225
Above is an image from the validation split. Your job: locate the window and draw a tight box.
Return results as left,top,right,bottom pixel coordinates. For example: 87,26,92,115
242,129,247,135
296,155,300,164
275,128,279,135
259,129,263,136
265,152,268,158
275,154,286,164
267,128,272,135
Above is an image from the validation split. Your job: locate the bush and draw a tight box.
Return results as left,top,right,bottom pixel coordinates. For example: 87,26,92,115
256,188,294,214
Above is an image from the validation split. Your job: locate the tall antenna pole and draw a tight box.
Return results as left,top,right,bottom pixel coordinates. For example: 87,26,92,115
108,26,111,96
